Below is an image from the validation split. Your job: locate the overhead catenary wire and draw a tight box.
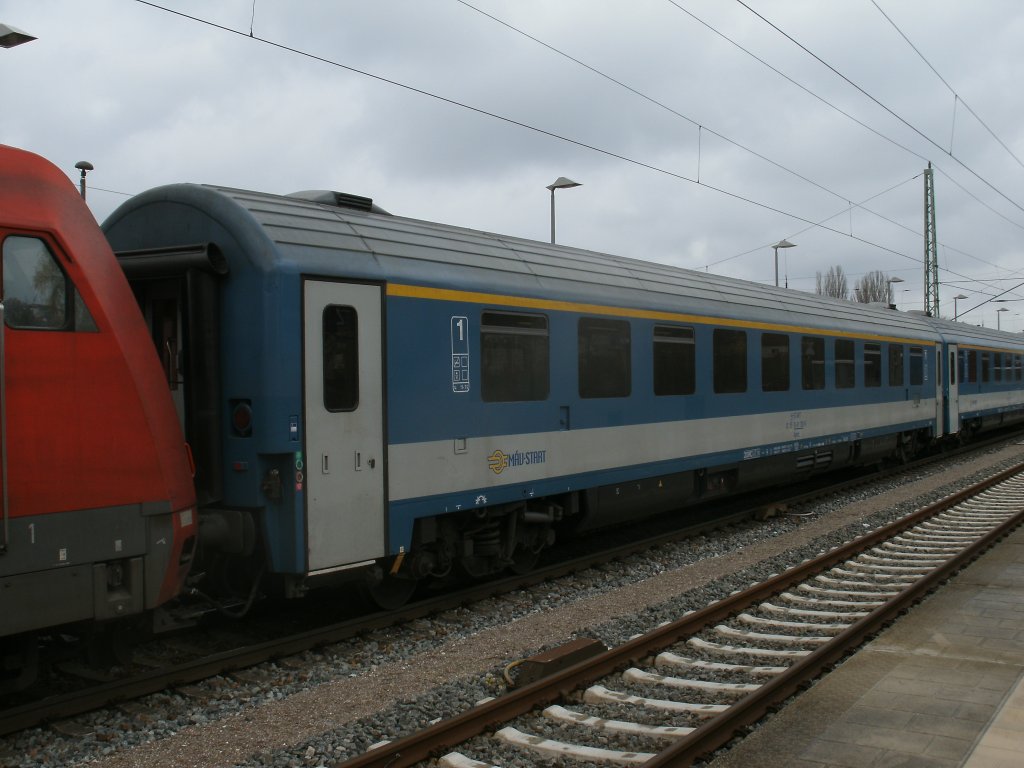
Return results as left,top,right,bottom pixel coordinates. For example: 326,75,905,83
662,0,929,166
677,0,1024,303
733,0,1024,218
456,0,850,206
455,0,997,266
131,0,1017,303
663,0,1024,236
131,0,926,270
456,0,1022,292
871,0,1024,172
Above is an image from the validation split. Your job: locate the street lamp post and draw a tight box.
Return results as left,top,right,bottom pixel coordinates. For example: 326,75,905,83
546,177,581,244
771,239,796,287
998,307,1009,330
887,276,904,306
953,294,968,321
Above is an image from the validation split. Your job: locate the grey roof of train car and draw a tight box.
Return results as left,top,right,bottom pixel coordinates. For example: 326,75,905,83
924,313,1024,350
105,183,1007,343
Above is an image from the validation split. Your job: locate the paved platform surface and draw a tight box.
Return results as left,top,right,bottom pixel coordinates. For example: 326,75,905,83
708,523,1024,768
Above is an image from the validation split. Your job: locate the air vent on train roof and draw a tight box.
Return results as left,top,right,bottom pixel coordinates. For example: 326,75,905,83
286,189,391,215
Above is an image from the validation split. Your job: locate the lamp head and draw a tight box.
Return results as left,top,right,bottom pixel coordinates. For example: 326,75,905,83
547,176,581,191
0,23,36,48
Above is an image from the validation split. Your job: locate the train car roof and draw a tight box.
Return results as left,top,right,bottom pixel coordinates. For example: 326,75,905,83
104,182,941,340
923,313,1024,350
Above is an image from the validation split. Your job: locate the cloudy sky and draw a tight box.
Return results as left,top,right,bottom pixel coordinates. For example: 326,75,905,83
6,1,1024,328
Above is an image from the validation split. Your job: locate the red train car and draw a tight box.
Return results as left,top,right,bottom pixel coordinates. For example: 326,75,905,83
0,145,197,689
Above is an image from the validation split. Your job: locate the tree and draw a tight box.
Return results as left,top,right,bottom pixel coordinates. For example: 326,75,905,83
815,265,849,300
854,270,891,303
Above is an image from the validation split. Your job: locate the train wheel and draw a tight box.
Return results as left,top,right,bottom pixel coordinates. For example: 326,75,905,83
0,635,38,694
364,572,418,611
895,433,916,464
509,543,542,575
457,555,496,581
85,621,134,668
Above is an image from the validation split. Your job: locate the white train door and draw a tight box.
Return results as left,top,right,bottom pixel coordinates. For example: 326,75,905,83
303,280,386,572
946,343,960,434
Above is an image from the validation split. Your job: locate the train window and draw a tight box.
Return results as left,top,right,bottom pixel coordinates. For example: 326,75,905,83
864,343,881,387
949,351,956,386
1017,355,1023,381
713,328,747,394
760,333,789,392
835,339,855,388
579,317,630,398
981,352,991,383
481,311,549,402
1,235,96,332
994,353,1003,383
967,350,978,383
653,325,695,396
801,336,825,390
909,347,924,385
322,305,359,411
889,345,904,387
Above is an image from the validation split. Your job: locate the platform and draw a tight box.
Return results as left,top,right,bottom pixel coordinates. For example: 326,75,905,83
707,523,1024,768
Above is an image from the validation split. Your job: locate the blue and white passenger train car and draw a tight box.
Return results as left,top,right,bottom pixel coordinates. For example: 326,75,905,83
932,318,1024,438
101,185,1024,605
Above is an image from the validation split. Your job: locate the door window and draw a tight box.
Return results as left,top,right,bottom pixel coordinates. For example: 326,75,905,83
323,305,359,411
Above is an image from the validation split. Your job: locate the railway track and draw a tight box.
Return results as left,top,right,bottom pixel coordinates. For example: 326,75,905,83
0,435,1018,742
336,461,1024,768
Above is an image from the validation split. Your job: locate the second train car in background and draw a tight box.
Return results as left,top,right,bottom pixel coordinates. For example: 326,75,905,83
101,184,1024,608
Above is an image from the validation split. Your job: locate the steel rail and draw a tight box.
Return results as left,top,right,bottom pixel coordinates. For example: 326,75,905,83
333,460,1024,768
2,437,1019,737
0,503,754,735
645,465,1024,766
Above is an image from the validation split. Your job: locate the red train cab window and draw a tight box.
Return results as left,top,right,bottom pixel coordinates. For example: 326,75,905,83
1,235,96,332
